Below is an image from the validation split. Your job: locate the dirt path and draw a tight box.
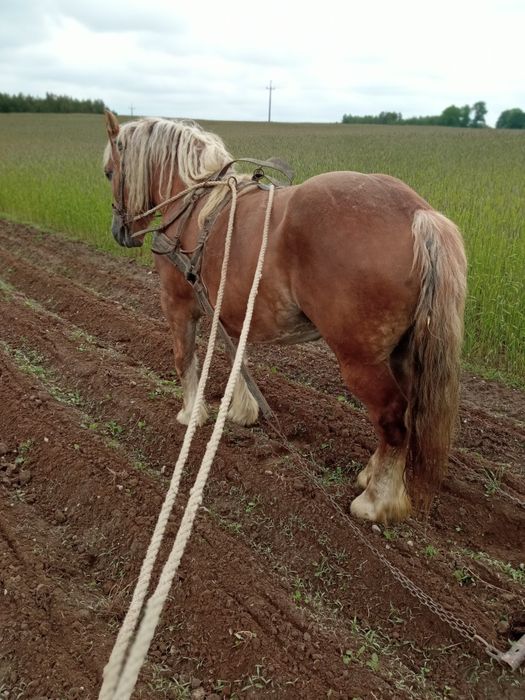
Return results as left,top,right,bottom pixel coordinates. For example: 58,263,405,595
0,220,524,700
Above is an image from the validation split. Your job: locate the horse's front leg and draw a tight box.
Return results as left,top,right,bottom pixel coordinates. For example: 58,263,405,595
175,332,209,427
159,282,208,427
228,356,259,426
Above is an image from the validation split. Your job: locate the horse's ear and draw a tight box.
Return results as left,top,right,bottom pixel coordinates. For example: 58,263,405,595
105,109,120,139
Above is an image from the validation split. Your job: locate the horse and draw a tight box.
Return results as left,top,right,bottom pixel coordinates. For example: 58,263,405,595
102,110,467,524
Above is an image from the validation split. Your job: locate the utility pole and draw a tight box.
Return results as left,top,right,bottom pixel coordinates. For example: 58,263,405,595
266,81,275,123
129,105,134,117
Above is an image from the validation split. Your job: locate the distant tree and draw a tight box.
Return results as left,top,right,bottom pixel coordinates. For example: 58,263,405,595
342,101,489,128
0,92,107,113
377,111,403,124
438,105,463,127
496,108,525,129
458,104,472,127
470,101,487,128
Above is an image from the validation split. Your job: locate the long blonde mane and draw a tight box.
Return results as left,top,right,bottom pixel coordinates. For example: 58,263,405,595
104,117,238,224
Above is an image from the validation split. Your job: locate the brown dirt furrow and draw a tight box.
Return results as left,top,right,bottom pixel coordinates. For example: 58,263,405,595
0,343,406,699
2,218,523,429
0,220,524,699
1,235,524,487
0,220,162,318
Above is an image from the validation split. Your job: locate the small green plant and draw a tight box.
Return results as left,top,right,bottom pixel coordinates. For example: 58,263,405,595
0,277,14,296
51,387,83,406
15,439,34,465
483,467,506,497
244,496,261,514
226,521,242,535
105,420,124,438
463,549,525,585
342,649,353,665
424,545,438,558
292,576,306,604
321,465,345,485
453,568,476,586
366,652,380,671
13,346,47,378
241,665,272,691
312,556,334,584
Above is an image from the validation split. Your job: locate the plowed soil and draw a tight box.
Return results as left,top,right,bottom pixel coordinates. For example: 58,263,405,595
0,220,524,700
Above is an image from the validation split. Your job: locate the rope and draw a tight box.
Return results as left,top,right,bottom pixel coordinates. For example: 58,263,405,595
130,180,225,224
99,177,237,699
100,184,275,699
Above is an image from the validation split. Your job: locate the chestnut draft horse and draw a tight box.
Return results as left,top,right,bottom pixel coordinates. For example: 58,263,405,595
103,111,466,524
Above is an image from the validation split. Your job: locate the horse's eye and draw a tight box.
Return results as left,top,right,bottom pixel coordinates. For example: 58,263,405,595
105,170,113,181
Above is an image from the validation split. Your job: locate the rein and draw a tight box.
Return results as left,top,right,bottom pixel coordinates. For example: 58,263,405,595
107,148,292,419
120,156,293,233
99,184,276,700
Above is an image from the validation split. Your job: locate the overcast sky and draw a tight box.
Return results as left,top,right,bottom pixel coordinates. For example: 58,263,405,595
1,0,523,125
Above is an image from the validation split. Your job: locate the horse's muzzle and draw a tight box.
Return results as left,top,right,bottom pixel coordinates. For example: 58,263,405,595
111,212,143,248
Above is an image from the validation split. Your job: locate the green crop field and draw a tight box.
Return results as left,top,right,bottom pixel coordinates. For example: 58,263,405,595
0,113,523,384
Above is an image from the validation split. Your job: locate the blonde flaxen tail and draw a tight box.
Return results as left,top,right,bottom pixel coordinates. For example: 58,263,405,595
406,209,467,508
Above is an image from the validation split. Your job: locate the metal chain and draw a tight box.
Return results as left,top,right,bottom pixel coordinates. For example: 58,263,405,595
262,414,505,660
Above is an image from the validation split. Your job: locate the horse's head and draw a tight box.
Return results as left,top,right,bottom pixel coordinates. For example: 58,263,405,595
103,110,151,248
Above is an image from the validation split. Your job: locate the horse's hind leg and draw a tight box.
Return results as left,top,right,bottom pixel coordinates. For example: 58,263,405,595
356,335,411,493
339,359,411,523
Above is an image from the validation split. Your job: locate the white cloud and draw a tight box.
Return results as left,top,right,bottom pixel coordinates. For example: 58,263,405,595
0,0,523,124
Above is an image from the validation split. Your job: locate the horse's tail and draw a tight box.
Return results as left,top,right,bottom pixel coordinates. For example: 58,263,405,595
405,209,467,509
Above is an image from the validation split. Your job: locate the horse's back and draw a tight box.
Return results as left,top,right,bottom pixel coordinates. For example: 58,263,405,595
291,170,430,223
279,171,429,360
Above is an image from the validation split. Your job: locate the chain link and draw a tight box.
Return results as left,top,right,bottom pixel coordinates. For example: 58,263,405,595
263,414,505,661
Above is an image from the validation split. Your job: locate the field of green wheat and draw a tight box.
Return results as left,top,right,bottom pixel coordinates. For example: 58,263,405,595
0,113,523,383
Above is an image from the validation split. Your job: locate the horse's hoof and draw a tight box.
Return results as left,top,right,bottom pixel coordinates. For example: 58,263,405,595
227,410,259,426
177,404,208,427
350,488,411,524
356,466,371,491
227,394,259,426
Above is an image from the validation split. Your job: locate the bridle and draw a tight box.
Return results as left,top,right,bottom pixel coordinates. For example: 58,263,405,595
107,133,294,247
108,137,133,232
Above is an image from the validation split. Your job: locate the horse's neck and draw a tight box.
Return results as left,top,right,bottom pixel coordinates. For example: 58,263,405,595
150,168,187,207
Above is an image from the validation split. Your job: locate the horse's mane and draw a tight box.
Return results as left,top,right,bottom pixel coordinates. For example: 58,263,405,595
104,117,239,223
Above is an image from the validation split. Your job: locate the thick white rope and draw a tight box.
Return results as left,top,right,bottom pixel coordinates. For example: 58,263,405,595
100,184,274,699
99,178,237,700
112,184,274,700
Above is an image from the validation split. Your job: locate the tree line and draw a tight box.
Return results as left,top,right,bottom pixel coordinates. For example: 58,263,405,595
0,92,107,114
342,102,525,129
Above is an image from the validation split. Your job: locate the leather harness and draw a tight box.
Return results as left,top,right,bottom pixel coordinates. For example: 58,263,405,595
148,159,294,420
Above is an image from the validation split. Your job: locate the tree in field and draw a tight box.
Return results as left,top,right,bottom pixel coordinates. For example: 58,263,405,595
496,108,525,129
341,100,490,128
458,104,471,127
439,105,463,127
470,101,487,128
0,92,107,113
